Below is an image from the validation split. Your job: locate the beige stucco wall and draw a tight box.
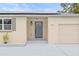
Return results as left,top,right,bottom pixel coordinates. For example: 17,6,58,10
0,15,79,45
48,16,79,44
0,16,27,44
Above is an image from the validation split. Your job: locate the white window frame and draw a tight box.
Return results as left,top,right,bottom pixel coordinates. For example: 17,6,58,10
0,18,12,31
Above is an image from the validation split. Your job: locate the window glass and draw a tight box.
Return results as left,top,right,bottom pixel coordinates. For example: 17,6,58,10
0,25,2,30
0,19,2,24
4,25,11,30
4,19,11,24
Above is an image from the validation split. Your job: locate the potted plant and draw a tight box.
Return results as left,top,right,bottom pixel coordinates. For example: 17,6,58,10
3,32,9,44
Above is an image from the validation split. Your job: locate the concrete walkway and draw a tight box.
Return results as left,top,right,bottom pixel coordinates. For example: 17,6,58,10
0,43,79,56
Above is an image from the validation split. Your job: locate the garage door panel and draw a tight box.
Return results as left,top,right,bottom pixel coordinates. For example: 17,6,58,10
59,24,79,43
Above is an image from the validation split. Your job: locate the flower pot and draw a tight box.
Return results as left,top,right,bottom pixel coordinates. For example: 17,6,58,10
4,42,8,44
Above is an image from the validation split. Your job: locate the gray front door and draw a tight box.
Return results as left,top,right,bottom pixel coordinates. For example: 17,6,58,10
35,21,43,38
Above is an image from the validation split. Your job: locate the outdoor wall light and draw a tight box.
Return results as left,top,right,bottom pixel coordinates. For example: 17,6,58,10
30,21,33,25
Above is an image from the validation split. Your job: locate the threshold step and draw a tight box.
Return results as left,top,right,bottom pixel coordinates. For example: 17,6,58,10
27,41,48,44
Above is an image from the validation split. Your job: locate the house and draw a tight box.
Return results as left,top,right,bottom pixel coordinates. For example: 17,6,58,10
0,11,79,45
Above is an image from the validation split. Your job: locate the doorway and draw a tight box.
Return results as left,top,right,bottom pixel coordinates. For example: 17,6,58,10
35,21,43,38
27,17,48,41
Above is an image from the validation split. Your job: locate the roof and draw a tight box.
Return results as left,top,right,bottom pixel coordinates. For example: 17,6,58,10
0,11,79,16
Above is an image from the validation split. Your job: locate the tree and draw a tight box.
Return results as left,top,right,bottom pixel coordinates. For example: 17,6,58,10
59,3,79,14
71,3,79,13
60,3,72,13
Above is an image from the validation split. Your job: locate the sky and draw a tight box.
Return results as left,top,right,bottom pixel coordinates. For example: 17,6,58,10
0,3,62,12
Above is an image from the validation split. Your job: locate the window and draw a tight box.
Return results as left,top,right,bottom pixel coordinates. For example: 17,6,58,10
0,19,2,30
4,19,11,30
0,18,12,31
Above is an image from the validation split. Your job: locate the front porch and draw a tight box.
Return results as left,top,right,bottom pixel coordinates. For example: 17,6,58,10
27,16,48,42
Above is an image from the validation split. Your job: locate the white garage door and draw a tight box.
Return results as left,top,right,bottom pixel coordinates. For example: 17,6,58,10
59,24,79,43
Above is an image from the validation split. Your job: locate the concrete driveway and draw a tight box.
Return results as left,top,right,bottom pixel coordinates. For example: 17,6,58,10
0,43,79,56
